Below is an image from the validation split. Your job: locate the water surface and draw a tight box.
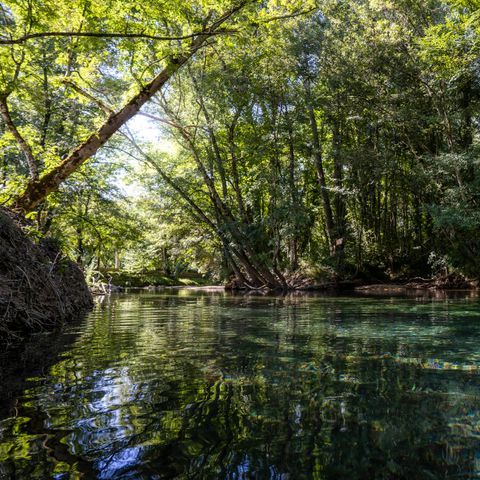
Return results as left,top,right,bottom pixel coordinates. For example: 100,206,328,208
1,289,480,479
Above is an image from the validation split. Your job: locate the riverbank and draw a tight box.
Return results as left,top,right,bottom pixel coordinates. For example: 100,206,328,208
0,208,93,340
88,270,212,294
93,271,477,295
108,270,210,288
222,271,477,294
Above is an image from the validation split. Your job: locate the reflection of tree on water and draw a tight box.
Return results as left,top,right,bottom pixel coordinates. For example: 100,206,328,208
1,292,480,478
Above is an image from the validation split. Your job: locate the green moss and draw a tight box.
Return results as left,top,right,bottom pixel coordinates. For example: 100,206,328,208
106,271,211,288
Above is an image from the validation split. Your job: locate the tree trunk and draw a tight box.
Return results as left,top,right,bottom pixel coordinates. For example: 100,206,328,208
332,120,346,267
0,95,38,180
304,80,336,253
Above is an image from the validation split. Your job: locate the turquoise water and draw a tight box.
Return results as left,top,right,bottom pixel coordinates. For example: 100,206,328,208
1,289,480,479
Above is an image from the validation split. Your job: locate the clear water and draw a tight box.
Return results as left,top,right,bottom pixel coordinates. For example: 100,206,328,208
1,289,480,479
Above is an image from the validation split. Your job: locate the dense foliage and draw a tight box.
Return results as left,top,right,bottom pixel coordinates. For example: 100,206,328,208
1,0,479,287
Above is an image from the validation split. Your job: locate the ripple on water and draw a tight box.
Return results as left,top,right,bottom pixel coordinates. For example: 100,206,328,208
1,291,480,479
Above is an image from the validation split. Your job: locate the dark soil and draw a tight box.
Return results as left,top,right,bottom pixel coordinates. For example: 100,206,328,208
0,207,93,340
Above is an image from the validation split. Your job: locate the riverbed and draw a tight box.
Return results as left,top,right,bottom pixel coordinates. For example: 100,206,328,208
1,289,480,479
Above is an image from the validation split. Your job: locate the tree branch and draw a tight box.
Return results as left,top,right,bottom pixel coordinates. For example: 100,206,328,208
63,79,198,130
0,29,235,45
62,79,114,114
261,7,317,23
0,95,37,179
118,132,218,231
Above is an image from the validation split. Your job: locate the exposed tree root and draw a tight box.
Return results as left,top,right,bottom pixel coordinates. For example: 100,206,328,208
405,273,474,290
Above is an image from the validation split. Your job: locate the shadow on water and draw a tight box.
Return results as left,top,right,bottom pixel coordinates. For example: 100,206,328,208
0,310,96,477
1,289,480,479
0,314,88,419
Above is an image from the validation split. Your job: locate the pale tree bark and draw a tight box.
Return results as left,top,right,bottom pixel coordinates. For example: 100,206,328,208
227,110,249,222
11,1,248,213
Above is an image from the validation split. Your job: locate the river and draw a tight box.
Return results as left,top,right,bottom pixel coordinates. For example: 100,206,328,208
1,289,480,479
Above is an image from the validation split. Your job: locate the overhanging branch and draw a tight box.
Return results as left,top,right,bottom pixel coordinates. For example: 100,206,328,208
0,29,235,45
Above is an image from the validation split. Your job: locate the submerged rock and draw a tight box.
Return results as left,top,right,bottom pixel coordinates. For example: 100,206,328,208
0,208,93,339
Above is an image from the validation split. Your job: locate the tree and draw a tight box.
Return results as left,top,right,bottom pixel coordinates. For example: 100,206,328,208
4,0,479,286
0,0,251,212
120,0,480,285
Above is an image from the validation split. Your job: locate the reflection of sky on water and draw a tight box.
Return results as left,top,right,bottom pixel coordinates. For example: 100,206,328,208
97,445,143,479
234,455,251,478
66,366,146,475
230,456,289,479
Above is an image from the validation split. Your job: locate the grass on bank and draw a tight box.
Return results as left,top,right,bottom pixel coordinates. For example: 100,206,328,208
100,270,212,288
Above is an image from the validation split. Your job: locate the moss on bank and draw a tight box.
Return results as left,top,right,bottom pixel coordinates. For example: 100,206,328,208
105,271,210,288
0,208,93,340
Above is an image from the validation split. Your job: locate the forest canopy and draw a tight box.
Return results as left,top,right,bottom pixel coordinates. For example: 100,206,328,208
1,0,479,288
